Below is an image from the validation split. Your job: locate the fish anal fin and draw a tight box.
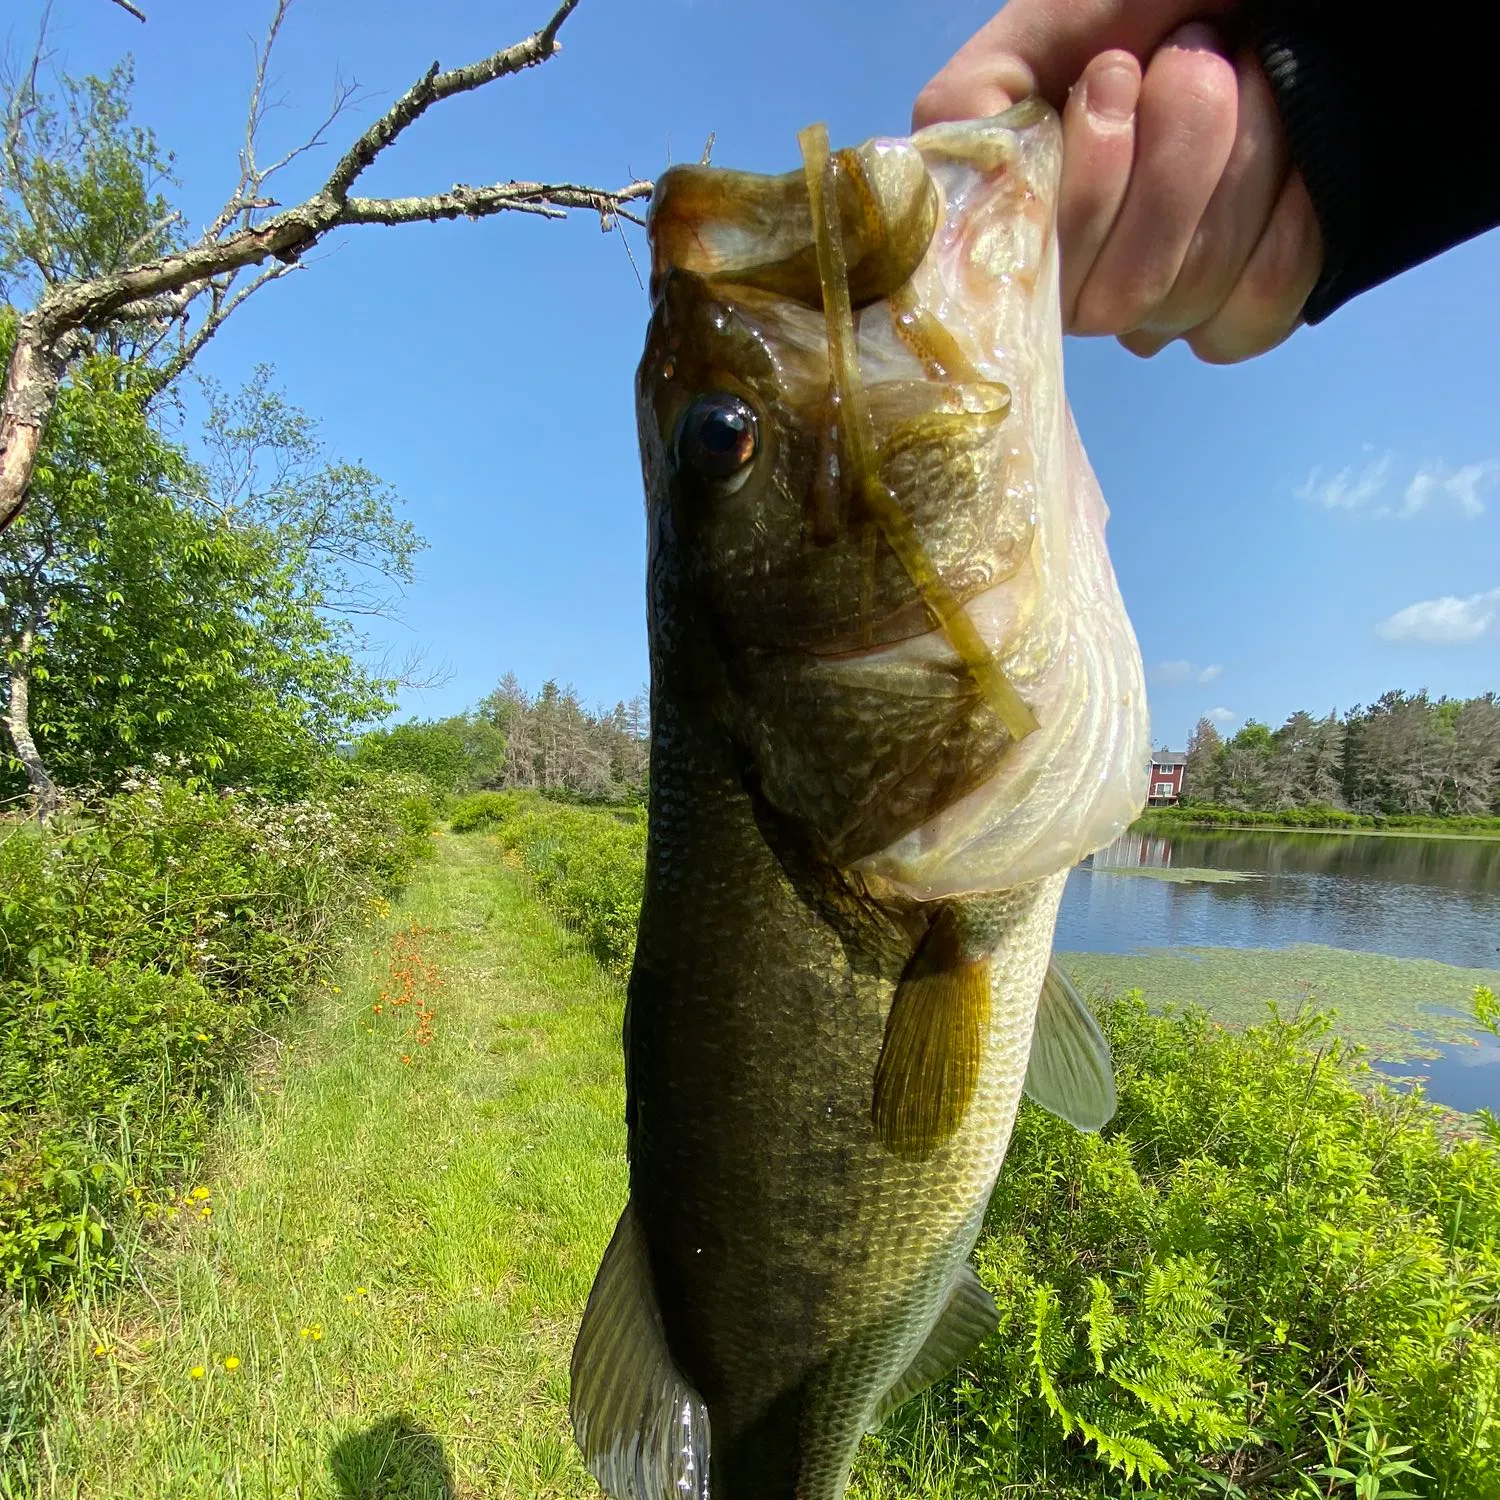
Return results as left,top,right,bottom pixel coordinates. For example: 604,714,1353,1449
1022,959,1117,1131
569,1201,710,1500
870,1265,999,1430
872,906,991,1160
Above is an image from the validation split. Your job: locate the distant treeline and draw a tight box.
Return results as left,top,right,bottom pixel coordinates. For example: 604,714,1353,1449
355,673,649,804
1183,690,1500,817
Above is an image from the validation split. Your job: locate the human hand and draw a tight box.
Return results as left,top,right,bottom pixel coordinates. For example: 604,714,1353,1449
914,0,1323,362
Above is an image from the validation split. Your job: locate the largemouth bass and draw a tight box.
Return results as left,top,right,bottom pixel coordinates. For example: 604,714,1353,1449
571,102,1148,1500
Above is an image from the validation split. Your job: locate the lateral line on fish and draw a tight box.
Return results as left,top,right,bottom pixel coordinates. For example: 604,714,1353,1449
796,122,1038,743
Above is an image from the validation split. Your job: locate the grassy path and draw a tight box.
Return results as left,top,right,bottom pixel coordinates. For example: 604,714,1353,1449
20,833,626,1498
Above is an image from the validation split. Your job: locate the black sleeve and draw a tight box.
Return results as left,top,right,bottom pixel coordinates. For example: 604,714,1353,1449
1248,2,1500,324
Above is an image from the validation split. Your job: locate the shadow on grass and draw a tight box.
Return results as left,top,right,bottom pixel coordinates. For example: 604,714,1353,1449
329,1413,455,1499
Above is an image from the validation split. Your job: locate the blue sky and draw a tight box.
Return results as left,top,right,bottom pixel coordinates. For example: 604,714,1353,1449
15,0,1499,748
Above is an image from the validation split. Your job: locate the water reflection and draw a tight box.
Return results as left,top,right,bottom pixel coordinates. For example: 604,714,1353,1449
1373,1031,1500,1116
1059,830,1500,969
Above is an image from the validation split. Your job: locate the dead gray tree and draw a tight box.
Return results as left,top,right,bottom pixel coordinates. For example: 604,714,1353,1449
0,0,650,533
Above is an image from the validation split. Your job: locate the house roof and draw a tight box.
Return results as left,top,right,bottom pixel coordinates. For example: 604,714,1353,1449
1152,752,1188,766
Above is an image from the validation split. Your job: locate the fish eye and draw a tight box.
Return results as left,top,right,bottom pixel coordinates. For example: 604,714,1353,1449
674,393,759,484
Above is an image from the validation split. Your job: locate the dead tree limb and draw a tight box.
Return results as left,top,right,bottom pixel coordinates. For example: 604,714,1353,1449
0,0,651,532
108,0,147,20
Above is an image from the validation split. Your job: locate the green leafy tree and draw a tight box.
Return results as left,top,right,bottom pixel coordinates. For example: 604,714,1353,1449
0,335,403,803
353,718,473,795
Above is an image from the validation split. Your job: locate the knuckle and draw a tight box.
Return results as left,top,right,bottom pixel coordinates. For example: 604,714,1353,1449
1239,181,1322,314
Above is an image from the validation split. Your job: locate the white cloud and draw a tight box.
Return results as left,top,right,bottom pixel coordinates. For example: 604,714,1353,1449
1298,452,1495,519
1375,587,1500,645
1399,460,1497,519
1207,706,1237,725
1152,660,1224,685
1297,454,1391,511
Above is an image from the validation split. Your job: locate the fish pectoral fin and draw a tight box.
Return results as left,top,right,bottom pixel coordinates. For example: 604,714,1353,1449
1022,959,1118,1131
872,905,991,1159
869,1266,999,1431
569,1200,710,1500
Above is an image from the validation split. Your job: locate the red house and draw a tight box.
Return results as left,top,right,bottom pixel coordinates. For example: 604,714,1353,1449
1149,751,1187,805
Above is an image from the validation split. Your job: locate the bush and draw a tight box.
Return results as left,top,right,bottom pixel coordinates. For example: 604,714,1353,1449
448,790,522,833
860,998,1500,1498
1138,802,1500,835
455,797,644,972
0,772,433,1297
352,719,473,796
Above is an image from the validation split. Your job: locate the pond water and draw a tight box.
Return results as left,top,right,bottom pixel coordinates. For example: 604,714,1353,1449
1056,828,1500,1114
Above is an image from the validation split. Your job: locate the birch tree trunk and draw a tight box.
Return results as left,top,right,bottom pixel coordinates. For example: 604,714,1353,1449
3,630,58,818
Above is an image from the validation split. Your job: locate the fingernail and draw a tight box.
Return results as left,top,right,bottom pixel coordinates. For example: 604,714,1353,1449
1084,59,1138,124
1165,21,1221,53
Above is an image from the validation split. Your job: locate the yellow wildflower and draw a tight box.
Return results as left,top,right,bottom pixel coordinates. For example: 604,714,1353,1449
298,1324,323,1341
93,1344,110,1357
190,1186,211,1201
195,1032,210,1042
189,1366,206,1380
223,1356,240,1371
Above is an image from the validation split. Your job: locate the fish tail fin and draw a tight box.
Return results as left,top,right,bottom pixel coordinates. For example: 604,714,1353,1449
570,1200,710,1500
872,904,991,1159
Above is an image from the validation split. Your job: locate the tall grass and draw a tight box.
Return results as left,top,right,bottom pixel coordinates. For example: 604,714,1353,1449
0,772,436,1300
1,832,624,1498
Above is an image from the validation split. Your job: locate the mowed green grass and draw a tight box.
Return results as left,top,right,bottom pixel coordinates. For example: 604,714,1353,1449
9,833,627,1499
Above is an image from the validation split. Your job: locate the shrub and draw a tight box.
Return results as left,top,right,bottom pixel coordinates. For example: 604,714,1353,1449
448,790,522,833
352,718,472,796
859,999,1500,1498
457,798,644,972
0,772,432,1297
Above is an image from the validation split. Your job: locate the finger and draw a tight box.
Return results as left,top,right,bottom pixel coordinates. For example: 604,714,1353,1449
1184,170,1324,363
913,0,1235,128
1057,50,1141,326
1071,24,1239,337
1131,47,1290,338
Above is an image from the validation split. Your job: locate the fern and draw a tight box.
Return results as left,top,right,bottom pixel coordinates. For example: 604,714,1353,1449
1029,1284,1076,1435
1085,1275,1127,1374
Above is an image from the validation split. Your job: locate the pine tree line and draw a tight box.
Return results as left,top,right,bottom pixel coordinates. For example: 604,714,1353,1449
355,673,650,803
478,674,649,801
1183,691,1500,816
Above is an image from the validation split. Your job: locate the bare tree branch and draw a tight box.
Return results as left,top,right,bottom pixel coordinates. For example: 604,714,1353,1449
146,262,302,394
0,0,654,532
322,0,581,204
108,0,147,21
341,178,652,229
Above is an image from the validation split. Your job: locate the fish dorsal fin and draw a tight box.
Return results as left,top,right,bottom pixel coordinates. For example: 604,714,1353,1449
569,1202,710,1500
872,905,992,1159
870,1265,999,1430
1023,960,1117,1131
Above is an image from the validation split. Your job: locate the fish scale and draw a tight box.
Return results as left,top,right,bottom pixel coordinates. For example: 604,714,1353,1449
570,102,1147,1500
